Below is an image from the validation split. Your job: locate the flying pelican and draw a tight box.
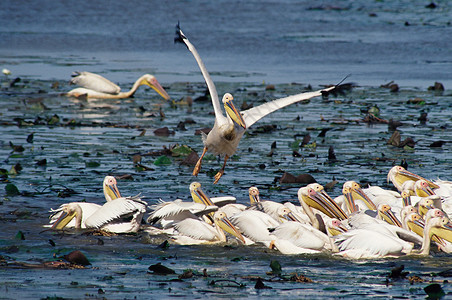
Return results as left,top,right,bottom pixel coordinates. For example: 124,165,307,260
50,176,147,233
175,24,337,184
67,71,170,100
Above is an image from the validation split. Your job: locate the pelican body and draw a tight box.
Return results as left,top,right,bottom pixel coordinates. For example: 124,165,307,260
67,71,170,100
175,24,336,183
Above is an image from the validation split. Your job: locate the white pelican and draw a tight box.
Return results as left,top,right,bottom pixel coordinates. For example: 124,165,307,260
229,209,320,254
297,183,348,231
418,216,452,255
50,176,147,233
51,195,147,233
334,181,377,214
48,175,122,228
175,24,336,184
387,166,439,192
247,186,305,223
333,228,414,259
169,211,246,245
67,71,170,100
146,199,218,229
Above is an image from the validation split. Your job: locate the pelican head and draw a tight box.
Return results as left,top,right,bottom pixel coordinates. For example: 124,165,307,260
326,219,348,236
222,93,246,129
400,190,412,207
415,180,435,197
214,211,246,244
378,204,402,227
103,176,121,202
417,198,435,217
278,207,300,223
189,182,214,206
298,183,348,220
427,216,452,245
248,186,260,204
51,203,82,230
140,74,170,100
343,181,377,212
387,166,439,191
406,212,425,236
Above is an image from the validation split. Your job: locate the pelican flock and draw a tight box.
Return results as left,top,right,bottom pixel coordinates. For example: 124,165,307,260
46,24,452,261
67,71,170,100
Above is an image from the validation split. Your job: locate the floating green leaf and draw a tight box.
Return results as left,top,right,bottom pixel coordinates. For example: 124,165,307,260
5,183,20,196
289,140,301,150
15,230,25,240
269,260,282,275
171,145,193,157
153,155,172,166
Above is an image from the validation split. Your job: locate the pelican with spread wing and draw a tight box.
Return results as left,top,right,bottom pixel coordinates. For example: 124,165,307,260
175,24,336,184
67,71,170,100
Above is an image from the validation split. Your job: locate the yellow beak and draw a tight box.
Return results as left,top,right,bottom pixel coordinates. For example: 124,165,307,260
224,100,246,129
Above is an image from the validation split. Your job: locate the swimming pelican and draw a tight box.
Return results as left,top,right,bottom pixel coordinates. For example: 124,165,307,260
387,166,439,192
418,216,452,255
297,183,348,231
169,211,246,245
333,228,414,259
175,24,337,183
146,199,218,228
230,209,320,254
67,71,170,100
50,176,147,233
334,181,377,214
51,195,147,233
48,175,122,228
247,186,303,223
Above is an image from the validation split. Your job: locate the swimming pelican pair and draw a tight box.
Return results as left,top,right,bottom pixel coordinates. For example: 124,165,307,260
67,71,170,100
49,176,147,234
175,23,338,184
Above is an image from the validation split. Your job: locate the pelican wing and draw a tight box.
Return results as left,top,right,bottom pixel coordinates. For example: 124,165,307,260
334,229,409,258
230,210,279,242
70,71,121,94
242,87,335,128
147,199,218,223
85,196,147,228
271,222,326,250
173,218,218,241
175,24,222,119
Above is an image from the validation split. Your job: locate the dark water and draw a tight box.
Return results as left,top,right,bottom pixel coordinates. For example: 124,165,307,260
1,0,452,299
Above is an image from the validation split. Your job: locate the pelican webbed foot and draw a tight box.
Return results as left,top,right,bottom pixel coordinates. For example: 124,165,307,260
193,147,208,176
213,155,229,184
213,170,224,184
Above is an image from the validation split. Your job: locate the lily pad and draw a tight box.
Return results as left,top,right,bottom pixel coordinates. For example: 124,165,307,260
153,155,172,166
171,145,193,157
5,183,20,196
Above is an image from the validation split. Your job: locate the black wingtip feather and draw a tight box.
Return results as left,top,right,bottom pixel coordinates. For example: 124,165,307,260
174,21,188,48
